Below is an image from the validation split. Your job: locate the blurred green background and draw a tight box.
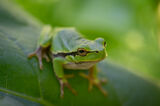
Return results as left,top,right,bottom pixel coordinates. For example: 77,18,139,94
13,0,160,83
0,0,160,105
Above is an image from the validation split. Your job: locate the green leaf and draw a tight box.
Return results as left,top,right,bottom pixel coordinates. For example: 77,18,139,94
0,1,160,106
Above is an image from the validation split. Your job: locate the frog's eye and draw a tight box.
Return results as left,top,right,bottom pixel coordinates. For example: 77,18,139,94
77,48,87,56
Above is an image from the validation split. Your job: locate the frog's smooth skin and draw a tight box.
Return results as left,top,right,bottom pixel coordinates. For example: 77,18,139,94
28,25,108,98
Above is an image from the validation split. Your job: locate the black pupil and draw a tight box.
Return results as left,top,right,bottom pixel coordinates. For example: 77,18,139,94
79,50,84,53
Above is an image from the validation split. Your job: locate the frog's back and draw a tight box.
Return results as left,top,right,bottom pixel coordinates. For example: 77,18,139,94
51,28,89,53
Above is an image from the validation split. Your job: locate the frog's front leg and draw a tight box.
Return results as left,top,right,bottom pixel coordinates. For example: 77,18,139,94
53,57,77,98
28,25,52,69
79,65,107,96
28,46,50,69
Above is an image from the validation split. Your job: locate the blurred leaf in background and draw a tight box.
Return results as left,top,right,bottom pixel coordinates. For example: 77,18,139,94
14,0,160,83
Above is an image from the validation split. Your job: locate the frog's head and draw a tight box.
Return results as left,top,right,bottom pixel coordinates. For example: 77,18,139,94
67,38,107,63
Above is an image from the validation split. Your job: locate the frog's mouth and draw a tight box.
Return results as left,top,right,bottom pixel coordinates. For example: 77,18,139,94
75,59,103,64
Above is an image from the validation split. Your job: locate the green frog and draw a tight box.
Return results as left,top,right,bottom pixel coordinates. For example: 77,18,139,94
28,25,108,98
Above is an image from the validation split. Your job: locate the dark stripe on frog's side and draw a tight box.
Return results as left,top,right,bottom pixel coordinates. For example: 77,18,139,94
53,50,98,58
53,51,77,58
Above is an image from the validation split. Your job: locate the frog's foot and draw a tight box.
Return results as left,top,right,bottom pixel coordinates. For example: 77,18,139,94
79,72,107,96
28,46,50,70
58,75,77,98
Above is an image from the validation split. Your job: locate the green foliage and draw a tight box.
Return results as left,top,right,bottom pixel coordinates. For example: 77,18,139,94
0,0,160,106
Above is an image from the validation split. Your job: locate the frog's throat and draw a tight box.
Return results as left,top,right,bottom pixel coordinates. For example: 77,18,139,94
63,61,98,70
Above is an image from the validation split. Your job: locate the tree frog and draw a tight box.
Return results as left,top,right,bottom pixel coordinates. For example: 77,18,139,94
28,25,108,98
